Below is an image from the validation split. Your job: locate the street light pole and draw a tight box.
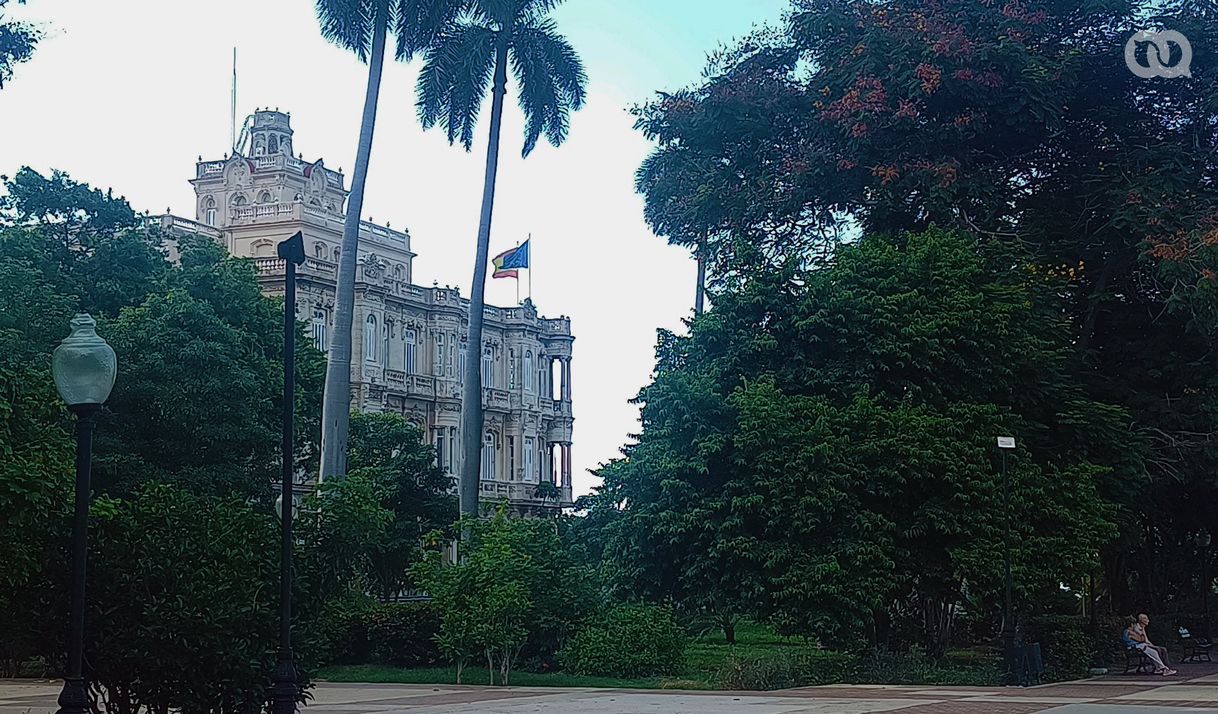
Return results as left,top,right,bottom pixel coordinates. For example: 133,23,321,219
1198,532,1212,640
997,436,1017,685
270,232,305,714
51,314,116,714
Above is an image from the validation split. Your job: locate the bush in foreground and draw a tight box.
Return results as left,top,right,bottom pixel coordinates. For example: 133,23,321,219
559,603,686,678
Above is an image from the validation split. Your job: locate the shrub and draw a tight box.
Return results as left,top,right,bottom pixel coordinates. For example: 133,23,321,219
854,649,1002,686
717,651,854,690
1083,617,1128,669
1025,615,1090,682
302,592,377,667
308,599,442,668
366,602,442,666
559,604,687,677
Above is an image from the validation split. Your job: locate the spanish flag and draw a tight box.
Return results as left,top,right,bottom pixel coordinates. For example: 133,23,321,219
492,240,529,279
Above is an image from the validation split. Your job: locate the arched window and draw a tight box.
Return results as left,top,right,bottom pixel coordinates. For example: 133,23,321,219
508,350,517,389
364,314,378,362
202,197,216,226
333,247,341,262
257,191,272,204
403,328,417,374
314,243,325,259
459,342,467,380
311,310,327,352
482,346,494,388
269,135,279,154
231,194,247,207
481,432,496,481
253,138,266,156
393,265,403,280
434,333,445,376
524,351,534,392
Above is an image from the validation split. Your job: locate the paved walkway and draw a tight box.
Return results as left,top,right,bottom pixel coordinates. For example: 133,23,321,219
4,663,1218,713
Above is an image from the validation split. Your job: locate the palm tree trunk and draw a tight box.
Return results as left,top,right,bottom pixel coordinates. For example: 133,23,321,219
458,38,510,518
694,244,706,316
319,5,388,480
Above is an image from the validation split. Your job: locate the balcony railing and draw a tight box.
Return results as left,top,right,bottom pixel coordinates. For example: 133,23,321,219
231,202,299,223
197,161,225,177
477,480,574,506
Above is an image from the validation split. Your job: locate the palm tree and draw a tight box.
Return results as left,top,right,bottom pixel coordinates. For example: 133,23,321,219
416,0,586,516
315,0,460,479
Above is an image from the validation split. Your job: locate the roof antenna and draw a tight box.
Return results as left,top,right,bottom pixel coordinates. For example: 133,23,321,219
230,47,238,153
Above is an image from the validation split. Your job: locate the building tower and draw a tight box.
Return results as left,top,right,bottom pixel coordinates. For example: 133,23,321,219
243,109,294,158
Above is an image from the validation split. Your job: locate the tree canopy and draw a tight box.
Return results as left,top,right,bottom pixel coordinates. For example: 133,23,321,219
620,0,1218,629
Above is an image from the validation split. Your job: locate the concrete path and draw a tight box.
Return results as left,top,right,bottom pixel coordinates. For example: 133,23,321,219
4,662,1217,713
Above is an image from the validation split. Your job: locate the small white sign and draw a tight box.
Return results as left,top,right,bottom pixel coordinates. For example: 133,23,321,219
996,436,1016,449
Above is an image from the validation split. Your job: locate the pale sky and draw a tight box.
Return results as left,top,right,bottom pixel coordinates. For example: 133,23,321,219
0,0,786,496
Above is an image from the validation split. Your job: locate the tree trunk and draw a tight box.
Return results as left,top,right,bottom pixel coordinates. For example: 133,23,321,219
694,243,706,316
721,616,736,645
318,3,388,481
458,37,510,518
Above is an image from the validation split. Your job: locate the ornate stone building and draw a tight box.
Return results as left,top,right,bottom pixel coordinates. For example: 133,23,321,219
158,109,574,512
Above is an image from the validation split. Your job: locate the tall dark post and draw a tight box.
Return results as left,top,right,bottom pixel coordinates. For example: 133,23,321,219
56,404,100,714
998,443,1016,685
270,232,305,714
1201,533,1212,640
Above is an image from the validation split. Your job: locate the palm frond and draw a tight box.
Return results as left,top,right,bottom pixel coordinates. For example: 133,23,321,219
392,0,469,61
315,0,379,60
517,0,566,25
509,18,586,156
471,0,517,27
416,20,497,150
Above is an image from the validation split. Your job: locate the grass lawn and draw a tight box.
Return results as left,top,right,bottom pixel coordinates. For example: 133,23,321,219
318,621,820,690
317,620,1001,690
317,664,712,689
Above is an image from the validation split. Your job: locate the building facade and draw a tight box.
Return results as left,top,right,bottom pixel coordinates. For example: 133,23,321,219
159,109,574,512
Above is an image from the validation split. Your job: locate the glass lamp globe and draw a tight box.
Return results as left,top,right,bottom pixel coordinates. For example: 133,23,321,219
1198,532,1213,548
275,493,299,520
52,314,117,407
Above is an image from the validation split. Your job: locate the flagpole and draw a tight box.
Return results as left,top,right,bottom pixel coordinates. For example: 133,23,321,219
515,239,520,306
527,233,533,304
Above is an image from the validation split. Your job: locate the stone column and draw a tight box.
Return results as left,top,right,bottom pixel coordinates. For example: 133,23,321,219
563,444,572,488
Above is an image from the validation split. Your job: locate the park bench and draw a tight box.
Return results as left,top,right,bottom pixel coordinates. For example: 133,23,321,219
1179,628,1213,663
1123,645,1154,674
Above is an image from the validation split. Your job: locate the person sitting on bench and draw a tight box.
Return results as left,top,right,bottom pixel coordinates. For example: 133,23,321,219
1127,614,1176,676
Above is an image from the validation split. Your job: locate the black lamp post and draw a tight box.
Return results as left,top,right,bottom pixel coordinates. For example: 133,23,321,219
270,231,305,714
997,435,1017,684
1198,531,1212,640
51,314,116,714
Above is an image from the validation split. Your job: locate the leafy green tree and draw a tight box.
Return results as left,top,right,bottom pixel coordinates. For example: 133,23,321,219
82,484,280,714
412,509,594,683
584,230,1117,651
1,167,162,317
415,0,586,516
0,0,40,89
0,260,72,642
313,0,460,479
346,411,457,599
634,0,1218,615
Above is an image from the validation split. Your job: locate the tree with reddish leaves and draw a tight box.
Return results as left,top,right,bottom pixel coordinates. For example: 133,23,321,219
635,0,1218,621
